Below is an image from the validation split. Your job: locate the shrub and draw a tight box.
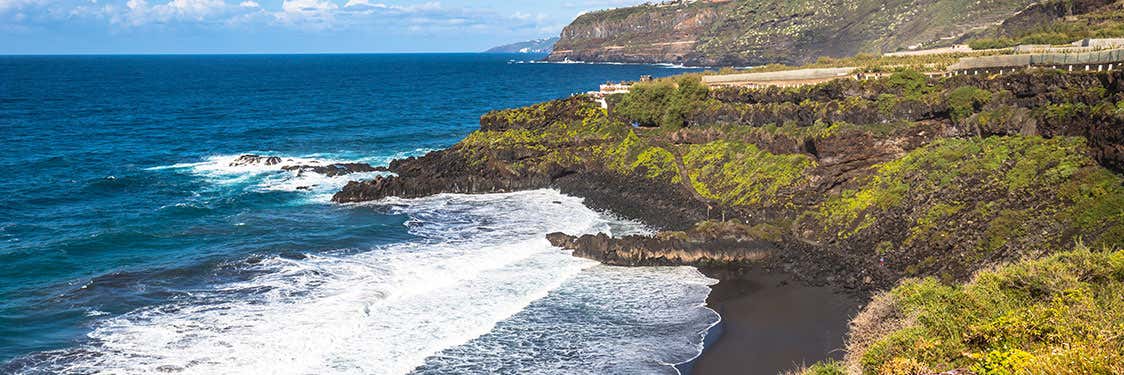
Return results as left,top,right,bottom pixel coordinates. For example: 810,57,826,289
885,70,932,99
793,360,847,375
969,38,1017,50
849,246,1124,375
615,76,709,129
947,86,992,123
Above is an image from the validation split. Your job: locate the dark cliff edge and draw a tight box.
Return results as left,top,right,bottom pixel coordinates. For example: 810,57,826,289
334,69,1123,373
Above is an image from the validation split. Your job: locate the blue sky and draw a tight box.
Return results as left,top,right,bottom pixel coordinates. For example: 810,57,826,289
0,0,644,54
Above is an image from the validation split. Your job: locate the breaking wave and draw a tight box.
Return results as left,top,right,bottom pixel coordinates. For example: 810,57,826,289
8,190,716,375
147,149,431,202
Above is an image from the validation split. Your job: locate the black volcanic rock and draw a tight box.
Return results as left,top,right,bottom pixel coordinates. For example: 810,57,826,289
229,154,282,167
282,163,384,177
546,232,774,267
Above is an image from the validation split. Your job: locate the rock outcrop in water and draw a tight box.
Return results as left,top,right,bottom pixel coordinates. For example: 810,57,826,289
546,232,772,267
230,154,282,167
281,163,383,177
229,154,384,177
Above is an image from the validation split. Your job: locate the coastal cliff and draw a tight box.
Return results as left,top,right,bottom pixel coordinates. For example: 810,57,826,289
334,69,1123,373
336,69,1122,287
546,0,1046,66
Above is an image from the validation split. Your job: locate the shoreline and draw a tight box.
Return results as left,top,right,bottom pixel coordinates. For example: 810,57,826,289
689,268,860,375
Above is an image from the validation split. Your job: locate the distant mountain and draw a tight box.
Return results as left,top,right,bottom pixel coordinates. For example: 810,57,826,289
547,0,1112,66
485,37,560,54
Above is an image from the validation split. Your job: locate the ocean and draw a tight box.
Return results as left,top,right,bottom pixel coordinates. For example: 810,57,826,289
0,54,718,374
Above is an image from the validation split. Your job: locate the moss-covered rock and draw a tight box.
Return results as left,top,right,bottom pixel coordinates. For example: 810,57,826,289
806,136,1123,279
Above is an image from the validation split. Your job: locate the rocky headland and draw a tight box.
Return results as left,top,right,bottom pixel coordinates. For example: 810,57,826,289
545,0,1122,66
333,68,1123,373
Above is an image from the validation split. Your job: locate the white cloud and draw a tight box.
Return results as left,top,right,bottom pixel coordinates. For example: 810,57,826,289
0,0,47,14
6,0,608,47
109,0,230,25
274,0,337,29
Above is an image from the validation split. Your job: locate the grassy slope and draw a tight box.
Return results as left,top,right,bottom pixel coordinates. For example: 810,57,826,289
845,246,1124,375
471,71,1122,268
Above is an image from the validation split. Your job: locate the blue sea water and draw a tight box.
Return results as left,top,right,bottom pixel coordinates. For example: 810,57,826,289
0,54,718,374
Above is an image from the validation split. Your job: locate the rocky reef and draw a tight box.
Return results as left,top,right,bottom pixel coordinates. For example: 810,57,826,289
229,154,384,177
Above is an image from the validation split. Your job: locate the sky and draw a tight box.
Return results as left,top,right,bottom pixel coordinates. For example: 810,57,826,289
0,0,645,54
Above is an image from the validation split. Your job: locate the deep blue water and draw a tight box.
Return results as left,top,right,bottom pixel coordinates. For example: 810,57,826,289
0,54,718,373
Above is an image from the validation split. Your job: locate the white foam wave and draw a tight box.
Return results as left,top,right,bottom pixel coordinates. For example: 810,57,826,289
21,190,715,375
147,149,433,202
25,191,609,374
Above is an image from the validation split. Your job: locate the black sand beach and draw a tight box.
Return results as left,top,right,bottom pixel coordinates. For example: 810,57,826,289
692,270,859,375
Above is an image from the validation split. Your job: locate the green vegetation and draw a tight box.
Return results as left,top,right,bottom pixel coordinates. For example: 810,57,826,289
474,25,1124,375
683,140,816,208
970,2,1124,49
848,246,1124,374
720,53,977,74
460,98,629,171
947,86,993,123
630,146,681,183
792,360,846,375
614,76,709,129
594,130,683,183
815,136,1123,248
885,70,934,99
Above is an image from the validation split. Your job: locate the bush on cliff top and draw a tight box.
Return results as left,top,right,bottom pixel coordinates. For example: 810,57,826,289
615,76,709,129
845,246,1124,375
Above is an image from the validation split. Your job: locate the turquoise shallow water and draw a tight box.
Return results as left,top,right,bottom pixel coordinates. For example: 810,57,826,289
1,54,718,373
